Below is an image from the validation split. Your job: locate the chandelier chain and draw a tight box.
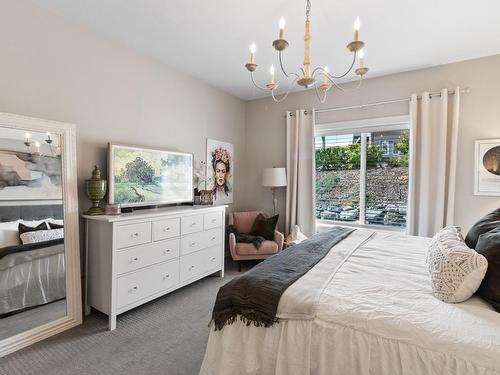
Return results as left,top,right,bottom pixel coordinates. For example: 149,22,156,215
306,0,311,19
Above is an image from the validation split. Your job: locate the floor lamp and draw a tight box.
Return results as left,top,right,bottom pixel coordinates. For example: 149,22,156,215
262,167,287,215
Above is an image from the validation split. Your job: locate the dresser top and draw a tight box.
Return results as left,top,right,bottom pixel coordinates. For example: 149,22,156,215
82,205,227,222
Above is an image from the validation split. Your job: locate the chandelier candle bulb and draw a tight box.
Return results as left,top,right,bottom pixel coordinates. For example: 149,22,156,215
359,49,365,68
279,17,285,39
270,64,276,84
354,16,361,41
35,141,40,154
250,43,256,64
323,66,329,84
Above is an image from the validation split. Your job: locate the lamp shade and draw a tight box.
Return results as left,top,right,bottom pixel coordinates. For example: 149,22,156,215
262,167,287,187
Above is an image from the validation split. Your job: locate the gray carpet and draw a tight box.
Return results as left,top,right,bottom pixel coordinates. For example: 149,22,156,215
1,261,246,375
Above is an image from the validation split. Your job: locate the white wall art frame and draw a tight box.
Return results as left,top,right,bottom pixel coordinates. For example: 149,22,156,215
0,112,82,357
474,138,500,196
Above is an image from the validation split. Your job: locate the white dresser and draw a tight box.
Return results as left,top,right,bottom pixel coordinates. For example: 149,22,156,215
83,205,226,330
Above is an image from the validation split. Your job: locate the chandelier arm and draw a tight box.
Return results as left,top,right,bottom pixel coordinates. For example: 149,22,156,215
250,71,270,91
278,51,301,79
271,77,299,103
313,84,328,104
313,50,358,80
325,73,363,92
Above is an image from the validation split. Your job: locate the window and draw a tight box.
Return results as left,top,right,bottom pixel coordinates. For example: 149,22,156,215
315,116,410,230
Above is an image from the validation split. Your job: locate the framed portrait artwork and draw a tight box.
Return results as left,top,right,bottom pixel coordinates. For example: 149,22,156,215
474,139,500,196
206,139,234,205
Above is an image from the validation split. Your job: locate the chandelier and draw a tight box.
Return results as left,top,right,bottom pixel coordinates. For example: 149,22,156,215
245,0,368,103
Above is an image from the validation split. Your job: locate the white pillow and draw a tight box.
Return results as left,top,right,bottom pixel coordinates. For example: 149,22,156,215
426,226,488,303
0,220,23,247
20,228,64,245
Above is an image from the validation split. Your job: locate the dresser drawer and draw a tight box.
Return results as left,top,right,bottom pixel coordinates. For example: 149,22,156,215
204,228,223,248
152,218,180,242
180,246,221,282
116,238,180,275
181,215,203,235
116,260,179,309
180,231,206,255
204,211,223,230
117,222,152,249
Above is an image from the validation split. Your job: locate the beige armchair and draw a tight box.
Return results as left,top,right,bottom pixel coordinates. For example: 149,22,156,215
229,211,284,271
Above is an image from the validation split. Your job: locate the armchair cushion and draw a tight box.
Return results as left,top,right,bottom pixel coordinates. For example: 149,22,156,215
235,240,279,256
250,214,279,240
232,211,261,234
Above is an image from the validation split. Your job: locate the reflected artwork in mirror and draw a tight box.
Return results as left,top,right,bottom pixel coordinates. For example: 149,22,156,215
0,128,67,340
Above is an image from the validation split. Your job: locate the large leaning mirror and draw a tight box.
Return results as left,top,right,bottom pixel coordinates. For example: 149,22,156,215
0,112,81,357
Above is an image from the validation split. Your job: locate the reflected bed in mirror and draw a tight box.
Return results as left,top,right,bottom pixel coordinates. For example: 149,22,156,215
0,113,81,357
0,205,66,340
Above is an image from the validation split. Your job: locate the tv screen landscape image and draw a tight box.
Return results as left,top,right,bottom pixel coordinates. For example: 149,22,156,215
108,144,193,207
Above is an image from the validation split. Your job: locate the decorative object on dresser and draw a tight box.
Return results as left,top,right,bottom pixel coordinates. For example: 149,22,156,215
228,211,283,272
206,139,233,205
262,167,287,215
83,205,226,330
84,165,107,215
0,112,81,358
474,139,500,196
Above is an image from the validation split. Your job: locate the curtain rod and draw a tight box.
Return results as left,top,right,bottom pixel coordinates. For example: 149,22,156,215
314,87,470,114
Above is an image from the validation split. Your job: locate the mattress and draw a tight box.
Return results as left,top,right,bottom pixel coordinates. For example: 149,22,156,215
0,243,66,316
200,230,500,375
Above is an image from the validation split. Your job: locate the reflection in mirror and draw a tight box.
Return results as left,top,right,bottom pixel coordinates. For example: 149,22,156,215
0,127,66,340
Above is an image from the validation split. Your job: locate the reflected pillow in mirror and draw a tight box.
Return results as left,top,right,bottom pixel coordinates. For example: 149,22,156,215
0,220,23,247
20,228,64,244
18,222,49,238
48,222,64,229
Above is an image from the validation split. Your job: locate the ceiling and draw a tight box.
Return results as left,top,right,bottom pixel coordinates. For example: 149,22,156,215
32,0,500,100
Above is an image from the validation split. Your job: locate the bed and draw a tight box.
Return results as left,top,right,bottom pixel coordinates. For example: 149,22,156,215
200,228,500,375
0,205,66,318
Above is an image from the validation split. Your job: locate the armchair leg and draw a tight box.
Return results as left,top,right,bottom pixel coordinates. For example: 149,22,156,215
238,262,242,272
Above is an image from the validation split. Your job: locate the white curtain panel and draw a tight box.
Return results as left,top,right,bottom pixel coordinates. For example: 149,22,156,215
285,109,316,237
407,88,461,237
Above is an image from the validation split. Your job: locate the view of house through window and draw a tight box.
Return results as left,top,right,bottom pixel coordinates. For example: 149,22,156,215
315,125,410,229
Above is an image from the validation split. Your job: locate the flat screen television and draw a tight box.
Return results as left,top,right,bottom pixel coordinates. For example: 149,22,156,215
108,143,193,208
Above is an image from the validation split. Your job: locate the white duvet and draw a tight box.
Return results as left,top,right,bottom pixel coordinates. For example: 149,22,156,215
200,230,500,375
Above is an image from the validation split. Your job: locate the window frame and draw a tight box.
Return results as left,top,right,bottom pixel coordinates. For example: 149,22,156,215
314,115,410,231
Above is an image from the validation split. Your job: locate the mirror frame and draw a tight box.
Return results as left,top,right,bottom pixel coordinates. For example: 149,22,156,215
0,112,81,357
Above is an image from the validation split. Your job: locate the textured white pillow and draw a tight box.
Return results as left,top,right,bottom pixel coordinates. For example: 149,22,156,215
427,226,488,303
20,228,64,245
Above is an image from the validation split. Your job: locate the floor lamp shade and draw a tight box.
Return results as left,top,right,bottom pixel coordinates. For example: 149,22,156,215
262,168,287,187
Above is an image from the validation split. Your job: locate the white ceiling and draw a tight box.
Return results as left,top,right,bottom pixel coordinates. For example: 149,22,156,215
32,0,500,100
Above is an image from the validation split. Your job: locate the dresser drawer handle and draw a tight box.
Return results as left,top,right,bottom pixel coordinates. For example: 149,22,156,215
189,265,195,271
130,232,139,238
130,257,139,263
162,274,170,280
163,249,171,255
129,286,138,293
210,257,216,262
211,236,216,241
190,242,196,247
164,227,171,232
211,218,217,223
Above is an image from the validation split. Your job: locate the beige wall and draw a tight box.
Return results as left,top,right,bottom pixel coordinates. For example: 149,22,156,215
243,55,500,232
0,0,246,216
